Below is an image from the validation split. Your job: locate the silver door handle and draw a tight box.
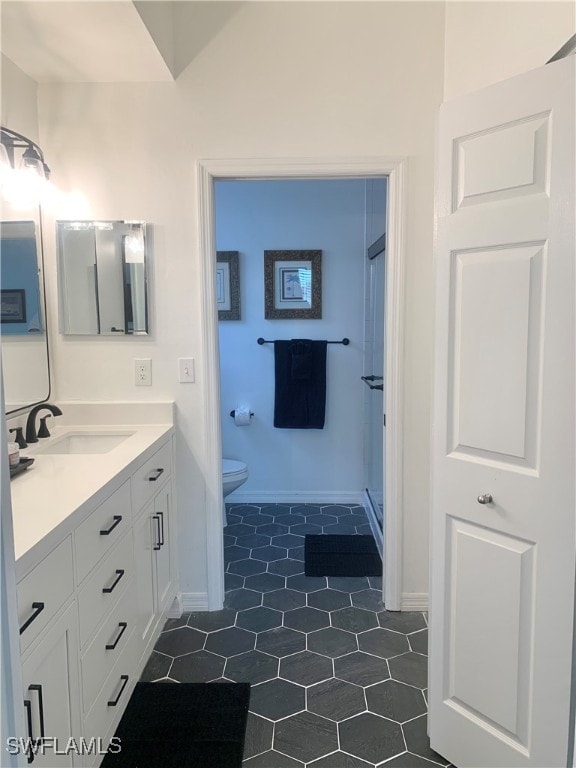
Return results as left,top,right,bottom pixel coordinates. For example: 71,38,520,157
477,494,493,504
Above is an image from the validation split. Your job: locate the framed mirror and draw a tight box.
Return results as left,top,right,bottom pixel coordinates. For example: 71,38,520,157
1,212,50,414
56,220,149,335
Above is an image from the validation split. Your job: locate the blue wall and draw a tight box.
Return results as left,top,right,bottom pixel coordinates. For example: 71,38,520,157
215,178,376,501
1,227,43,335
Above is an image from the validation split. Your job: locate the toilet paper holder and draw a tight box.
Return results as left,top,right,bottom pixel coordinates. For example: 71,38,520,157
230,410,254,418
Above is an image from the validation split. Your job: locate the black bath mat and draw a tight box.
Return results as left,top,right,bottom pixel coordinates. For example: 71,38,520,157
101,682,250,768
305,534,382,577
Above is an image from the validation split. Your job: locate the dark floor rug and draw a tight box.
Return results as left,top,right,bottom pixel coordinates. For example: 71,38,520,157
305,534,382,577
100,682,250,768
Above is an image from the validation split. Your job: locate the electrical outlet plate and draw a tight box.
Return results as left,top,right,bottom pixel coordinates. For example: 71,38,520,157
135,358,152,386
178,358,195,383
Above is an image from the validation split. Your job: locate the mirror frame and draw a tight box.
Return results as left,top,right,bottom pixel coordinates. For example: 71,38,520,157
56,220,149,336
2,209,51,415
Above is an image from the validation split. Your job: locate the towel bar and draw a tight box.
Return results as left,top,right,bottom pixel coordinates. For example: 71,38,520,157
257,337,349,345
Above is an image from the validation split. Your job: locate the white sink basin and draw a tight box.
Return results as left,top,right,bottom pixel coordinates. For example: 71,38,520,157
34,432,134,455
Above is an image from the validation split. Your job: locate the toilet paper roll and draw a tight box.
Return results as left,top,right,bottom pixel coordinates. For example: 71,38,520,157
233,407,252,427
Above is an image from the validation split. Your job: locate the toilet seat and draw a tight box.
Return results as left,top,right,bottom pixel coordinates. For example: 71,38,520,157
222,459,247,478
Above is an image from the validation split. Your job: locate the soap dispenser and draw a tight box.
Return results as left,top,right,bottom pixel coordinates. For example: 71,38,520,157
9,427,27,449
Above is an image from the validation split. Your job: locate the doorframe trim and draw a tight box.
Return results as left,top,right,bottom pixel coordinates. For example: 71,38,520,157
197,156,406,611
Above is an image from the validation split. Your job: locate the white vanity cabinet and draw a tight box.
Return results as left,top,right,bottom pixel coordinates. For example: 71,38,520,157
14,432,177,768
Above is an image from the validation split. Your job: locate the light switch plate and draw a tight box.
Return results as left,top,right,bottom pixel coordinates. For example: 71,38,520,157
178,358,195,383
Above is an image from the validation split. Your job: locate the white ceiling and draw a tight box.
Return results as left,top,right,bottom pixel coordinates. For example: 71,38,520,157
0,0,242,83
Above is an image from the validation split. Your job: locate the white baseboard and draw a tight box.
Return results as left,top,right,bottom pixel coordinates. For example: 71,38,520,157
226,491,366,505
180,592,210,611
401,593,428,612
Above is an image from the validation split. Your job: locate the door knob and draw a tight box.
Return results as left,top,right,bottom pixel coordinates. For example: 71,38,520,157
477,494,493,505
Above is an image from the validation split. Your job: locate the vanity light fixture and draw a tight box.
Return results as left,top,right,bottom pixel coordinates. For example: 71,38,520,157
0,126,51,181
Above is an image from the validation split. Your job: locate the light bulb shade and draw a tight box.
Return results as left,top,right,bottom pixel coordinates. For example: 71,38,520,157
21,145,46,179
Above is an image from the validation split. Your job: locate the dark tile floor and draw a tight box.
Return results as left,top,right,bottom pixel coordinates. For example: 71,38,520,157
142,502,452,767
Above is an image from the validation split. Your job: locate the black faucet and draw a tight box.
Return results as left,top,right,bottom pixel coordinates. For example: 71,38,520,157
25,403,63,444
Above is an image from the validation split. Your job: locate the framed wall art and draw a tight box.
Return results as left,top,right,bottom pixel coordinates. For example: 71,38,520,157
264,250,322,319
1,289,27,324
216,251,240,320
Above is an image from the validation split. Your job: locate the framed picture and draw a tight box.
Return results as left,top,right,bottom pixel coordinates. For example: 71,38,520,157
264,250,322,319
216,251,240,321
1,289,26,323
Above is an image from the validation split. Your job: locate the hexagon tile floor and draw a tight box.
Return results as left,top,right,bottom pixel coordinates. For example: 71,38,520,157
141,503,454,768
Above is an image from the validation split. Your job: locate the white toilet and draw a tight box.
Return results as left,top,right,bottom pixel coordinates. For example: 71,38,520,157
222,459,249,498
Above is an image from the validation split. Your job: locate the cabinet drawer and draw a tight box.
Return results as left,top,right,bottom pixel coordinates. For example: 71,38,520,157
78,532,134,648
83,626,139,761
75,481,131,585
81,578,137,712
18,537,74,654
132,441,172,512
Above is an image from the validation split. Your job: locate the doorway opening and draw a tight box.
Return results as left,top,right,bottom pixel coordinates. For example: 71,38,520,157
214,175,387,572
196,157,406,612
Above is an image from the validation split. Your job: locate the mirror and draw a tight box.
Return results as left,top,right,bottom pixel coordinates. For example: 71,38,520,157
1,212,50,414
56,220,149,335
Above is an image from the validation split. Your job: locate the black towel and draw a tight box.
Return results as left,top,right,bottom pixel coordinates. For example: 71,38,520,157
290,340,313,380
274,340,327,428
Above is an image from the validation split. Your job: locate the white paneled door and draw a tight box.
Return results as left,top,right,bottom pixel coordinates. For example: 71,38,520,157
430,56,575,767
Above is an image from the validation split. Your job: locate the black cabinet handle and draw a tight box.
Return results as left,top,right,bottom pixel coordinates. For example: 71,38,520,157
28,685,45,740
102,569,125,594
106,622,128,650
23,684,45,764
157,511,165,547
24,699,34,764
100,515,122,536
107,675,129,707
148,468,164,482
152,515,161,551
19,602,45,635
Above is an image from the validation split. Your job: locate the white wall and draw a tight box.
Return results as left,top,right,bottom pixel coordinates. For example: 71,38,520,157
216,178,367,501
9,1,446,601
444,1,575,101
1,54,39,141
36,1,445,601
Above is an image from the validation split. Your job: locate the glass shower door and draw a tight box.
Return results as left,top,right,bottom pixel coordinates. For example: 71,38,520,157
364,244,386,528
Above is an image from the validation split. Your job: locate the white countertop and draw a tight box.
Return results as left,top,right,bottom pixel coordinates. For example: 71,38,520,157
10,422,174,577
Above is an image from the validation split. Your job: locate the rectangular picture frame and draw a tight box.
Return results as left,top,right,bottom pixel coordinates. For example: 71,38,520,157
264,250,322,319
216,251,240,321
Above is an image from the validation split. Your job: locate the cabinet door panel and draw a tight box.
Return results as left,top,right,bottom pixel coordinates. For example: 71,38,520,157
133,504,156,647
21,603,80,767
